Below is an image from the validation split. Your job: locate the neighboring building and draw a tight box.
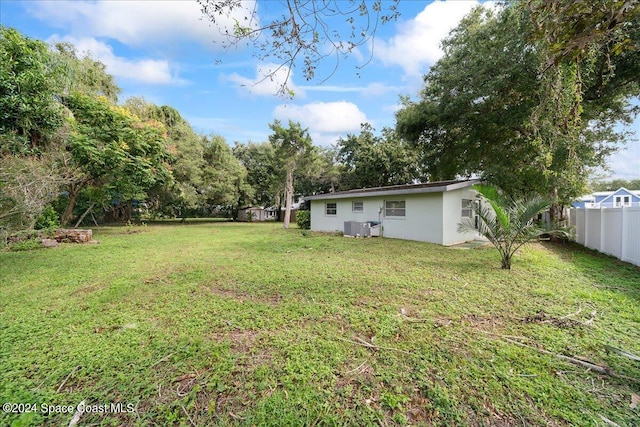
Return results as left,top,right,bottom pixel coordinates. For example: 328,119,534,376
304,179,480,246
238,207,271,222
573,188,640,208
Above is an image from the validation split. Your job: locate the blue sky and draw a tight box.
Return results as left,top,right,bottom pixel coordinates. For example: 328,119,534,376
1,0,638,180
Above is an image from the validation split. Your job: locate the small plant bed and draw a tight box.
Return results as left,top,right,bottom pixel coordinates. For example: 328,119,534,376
1,223,638,426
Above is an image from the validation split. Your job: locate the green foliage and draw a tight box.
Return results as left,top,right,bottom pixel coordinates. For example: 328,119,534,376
0,26,64,151
526,0,640,66
51,42,121,102
59,93,172,224
233,141,279,207
33,205,60,230
337,123,421,190
591,178,640,191
296,210,310,229
201,134,253,217
458,184,568,269
395,3,637,204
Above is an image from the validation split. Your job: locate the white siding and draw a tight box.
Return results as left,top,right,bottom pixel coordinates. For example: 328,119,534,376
310,188,476,245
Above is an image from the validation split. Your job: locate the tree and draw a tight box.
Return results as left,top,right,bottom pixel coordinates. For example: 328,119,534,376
458,185,566,270
51,42,121,103
201,134,253,218
59,93,171,225
295,145,341,196
0,27,64,152
337,123,421,190
233,141,279,207
124,98,206,218
526,0,640,68
591,178,640,191
268,120,312,228
395,4,637,218
198,0,400,95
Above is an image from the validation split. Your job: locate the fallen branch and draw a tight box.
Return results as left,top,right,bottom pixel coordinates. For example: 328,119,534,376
605,345,640,362
229,411,246,420
503,338,639,383
181,405,196,426
337,336,413,355
504,338,611,375
583,309,597,326
344,361,367,375
68,400,84,427
599,415,622,427
57,365,80,393
150,353,175,368
559,305,582,320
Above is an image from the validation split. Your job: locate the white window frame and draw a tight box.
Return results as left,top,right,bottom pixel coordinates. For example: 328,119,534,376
461,199,473,218
352,201,363,213
615,195,631,207
325,202,337,216
384,200,405,218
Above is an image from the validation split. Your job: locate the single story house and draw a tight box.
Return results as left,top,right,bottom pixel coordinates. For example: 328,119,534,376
572,187,640,208
303,179,480,246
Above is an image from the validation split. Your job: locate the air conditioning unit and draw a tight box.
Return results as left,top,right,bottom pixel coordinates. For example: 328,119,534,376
344,221,370,237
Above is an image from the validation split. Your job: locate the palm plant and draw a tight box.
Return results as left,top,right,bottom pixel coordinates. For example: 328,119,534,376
458,184,569,270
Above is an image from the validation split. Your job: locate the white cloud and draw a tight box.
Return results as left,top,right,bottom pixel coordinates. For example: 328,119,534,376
273,101,368,135
226,63,303,97
27,0,256,49
299,82,405,96
48,35,186,85
375,1,480,78
605,143,640,179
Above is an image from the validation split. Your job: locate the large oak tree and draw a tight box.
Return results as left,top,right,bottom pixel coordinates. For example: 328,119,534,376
396,3,639,218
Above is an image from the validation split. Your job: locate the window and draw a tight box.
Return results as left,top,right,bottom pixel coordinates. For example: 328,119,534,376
384,200,405,217
352,201,363,212
461,199,473,218
615,195,631,207
325,202,337,215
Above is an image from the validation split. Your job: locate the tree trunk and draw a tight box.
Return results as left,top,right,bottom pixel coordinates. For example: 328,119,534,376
501,256,511,270
74,202,96,228
61,184,84,226
549,186,559,224
283,167,293,229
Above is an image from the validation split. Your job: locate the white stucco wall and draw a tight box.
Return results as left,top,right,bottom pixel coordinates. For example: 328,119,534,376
442,189,478,245
309,187,477,245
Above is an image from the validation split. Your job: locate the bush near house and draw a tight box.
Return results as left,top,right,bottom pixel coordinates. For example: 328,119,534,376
296,209,310,229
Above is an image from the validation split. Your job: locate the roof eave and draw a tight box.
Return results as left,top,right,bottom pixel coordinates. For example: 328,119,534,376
304,180,479,201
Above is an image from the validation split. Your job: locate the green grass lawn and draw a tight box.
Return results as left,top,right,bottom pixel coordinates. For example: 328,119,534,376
1,222,639,426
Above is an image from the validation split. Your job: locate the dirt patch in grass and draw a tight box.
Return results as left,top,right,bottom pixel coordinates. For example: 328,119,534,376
69,281,110,296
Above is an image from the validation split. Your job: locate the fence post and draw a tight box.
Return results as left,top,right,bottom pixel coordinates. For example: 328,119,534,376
584,208,589,248
621,207,627,262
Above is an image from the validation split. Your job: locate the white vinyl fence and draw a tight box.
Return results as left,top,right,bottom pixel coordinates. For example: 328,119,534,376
570,207,640,267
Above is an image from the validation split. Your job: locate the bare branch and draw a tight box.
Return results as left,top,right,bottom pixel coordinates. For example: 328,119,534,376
198,0,400,96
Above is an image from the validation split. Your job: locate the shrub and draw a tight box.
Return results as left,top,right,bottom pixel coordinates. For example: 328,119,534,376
34,205,60,230
296,210,310,229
